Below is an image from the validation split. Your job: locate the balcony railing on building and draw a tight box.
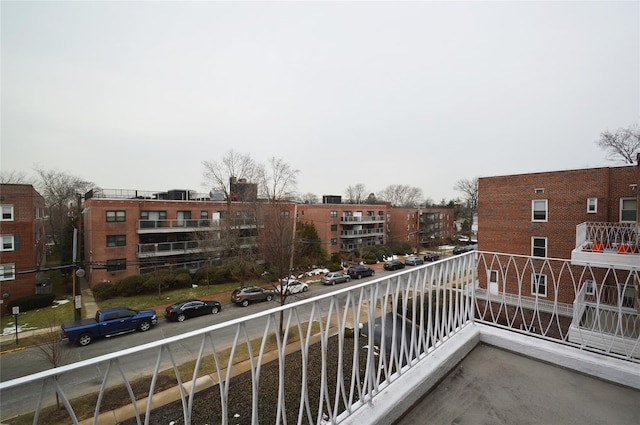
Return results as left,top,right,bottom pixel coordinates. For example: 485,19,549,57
339,216,384,223
340,228,384,238
137,237,256,258
572,222,639,270
1,252,638,425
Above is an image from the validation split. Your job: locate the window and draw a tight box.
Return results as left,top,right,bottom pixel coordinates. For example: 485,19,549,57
200,211,208,219
331,238,338,245
1,235,15,251
0,264,15,281
1,205,14,221
140,211,167,220
106,210,126,222
331,224,338,232
330,210,337,218
531,273,547,297
106,235,126,247
532,237,547,257
587,198,597,214
532,200,548,221
620,198,637,222
534,188,544,194
106,259,126,272
584,279,595,296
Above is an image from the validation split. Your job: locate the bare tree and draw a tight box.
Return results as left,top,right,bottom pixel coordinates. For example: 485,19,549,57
35,315,71,409
202,150,260,202
34,168,93,247
345,183,368,204
454,178,478,238
258,157,299,202
596,123,640,164
377,184,423,207
298,192,319,204
0,170,36,184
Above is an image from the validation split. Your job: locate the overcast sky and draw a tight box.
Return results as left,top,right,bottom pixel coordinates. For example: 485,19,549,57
2,1,638,203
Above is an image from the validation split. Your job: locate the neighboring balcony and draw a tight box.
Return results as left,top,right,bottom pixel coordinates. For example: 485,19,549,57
137,237,256,258
339,216,384,223
340,228,384,238
571,222,639,270
137,219,221,234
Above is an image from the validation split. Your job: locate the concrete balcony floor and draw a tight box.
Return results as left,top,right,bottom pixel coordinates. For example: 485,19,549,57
397,343,640,425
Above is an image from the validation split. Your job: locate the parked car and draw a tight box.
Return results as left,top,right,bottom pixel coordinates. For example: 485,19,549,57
347,265,375,279
164,299,222,322
423,252,440,262
453,244,478,255
305,268,330,277
384,260,405,271
404,256,424,266
275,280,309,294
231,286,274,307
321,272,351,285
61,307,157,346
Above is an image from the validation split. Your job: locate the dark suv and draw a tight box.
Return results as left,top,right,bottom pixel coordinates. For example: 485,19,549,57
347,265,375,279
231,286,274,307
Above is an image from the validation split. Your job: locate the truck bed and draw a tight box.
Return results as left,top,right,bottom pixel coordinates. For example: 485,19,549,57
61,318,97,329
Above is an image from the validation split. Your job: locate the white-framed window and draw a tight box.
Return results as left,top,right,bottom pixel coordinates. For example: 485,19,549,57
620,198,637,222
532,237,547,257
0,263,16,281
587,198,598,214
106,210,126,223
584,279,595,296
532,200,548,222
330,210,337,218
106,235,126,247
531,273,547,297
1,205,14,221
1,235,15,251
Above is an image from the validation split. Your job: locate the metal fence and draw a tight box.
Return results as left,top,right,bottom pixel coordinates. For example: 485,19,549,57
1,251,638,425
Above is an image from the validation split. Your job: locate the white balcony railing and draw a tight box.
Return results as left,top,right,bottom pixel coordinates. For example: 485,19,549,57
1,252,638,424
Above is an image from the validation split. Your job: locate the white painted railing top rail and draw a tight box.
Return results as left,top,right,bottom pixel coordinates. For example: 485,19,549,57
1,251,638,425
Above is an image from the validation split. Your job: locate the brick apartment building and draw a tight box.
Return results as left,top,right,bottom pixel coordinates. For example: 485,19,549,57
0,184,47,314
478,163,639,304
80,188,455,286
387,207,455,252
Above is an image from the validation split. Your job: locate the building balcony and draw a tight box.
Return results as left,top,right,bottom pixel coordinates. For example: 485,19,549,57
1,252,638,424
339,216,384,223
137,237,256,258
137,219,222,233
340,228,384,238
571,222,639,270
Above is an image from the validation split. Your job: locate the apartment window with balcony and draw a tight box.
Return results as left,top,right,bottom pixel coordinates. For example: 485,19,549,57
531,273,547,297
532,237,547,257
140,211,167,220
587,198,598,214
0,263,15,281
106,259,126,272
1,235,16,251
331,224,337,232
106,235,126,247
106,210,126,223
532,200,548,222
1,205,14,221
620,198,637,222
343,211,353,217
330,210,337,218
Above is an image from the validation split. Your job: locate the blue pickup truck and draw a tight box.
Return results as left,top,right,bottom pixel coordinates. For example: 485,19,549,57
61,307,158,346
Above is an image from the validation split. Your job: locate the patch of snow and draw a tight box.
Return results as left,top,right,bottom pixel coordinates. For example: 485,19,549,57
2,323,37,336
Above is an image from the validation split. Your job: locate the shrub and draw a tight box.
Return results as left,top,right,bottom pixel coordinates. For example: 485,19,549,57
173,273,192,288
193,265,233,285
8,294,56,312
115,275,149,297
92,282,116,301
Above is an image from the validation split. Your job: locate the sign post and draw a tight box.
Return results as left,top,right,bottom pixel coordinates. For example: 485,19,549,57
12,306,19,344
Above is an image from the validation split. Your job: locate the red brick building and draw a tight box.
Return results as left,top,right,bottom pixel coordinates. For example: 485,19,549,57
478,164,639,304
0,184,46,314
387,207,455,252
